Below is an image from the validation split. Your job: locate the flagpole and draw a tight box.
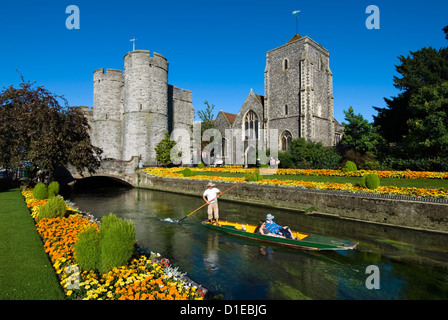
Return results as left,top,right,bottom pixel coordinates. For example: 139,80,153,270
130,38,137,51
292,10,301,34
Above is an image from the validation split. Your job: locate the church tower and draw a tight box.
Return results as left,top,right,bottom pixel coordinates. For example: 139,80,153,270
264,34,334,148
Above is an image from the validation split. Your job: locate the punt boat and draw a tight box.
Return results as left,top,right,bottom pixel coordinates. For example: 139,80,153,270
202,220,358,251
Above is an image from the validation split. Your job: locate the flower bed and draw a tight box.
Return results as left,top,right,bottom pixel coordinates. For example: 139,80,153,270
142,167,448,200
146,166,448,180
21,188,206,300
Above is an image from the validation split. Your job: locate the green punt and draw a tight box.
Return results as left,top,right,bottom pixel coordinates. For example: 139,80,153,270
203,220,358,251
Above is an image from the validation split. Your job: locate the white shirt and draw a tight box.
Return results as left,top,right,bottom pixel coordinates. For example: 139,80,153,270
203,187,221,203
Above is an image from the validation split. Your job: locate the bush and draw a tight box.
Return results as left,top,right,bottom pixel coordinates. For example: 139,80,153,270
342,160,357,172
360,173,380,190
37,196,66,221
99,213,136,274
278,138,342,169
47,181,60,197
278,151,296,169
74,226,100,271
182,168,194,177
198,162,205,169
33,182,48,200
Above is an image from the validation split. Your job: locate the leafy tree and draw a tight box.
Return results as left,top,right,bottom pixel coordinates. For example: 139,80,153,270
155,131,177,166
341,107,382,156
196,100,216,150
197,100,216,131
0,77,102,176
404,82,448,159
374,27,448,143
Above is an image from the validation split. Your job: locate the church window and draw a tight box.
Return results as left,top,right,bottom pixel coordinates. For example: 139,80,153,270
285,104,288,116
280,131,292,151
318,58,324,72
283,58,289,71
244,110,259,140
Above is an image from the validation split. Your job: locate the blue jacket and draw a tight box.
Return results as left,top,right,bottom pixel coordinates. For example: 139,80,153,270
265,220,282,234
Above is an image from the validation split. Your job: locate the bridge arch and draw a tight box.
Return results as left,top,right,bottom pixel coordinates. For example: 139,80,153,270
73,175,134,191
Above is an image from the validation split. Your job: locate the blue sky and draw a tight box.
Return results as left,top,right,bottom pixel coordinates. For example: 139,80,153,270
0,0,447,123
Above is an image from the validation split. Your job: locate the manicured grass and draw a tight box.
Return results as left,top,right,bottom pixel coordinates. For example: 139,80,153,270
193,171,448,189
0,188,64,300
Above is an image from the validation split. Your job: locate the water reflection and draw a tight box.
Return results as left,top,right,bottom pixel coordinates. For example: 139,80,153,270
71,187,448,300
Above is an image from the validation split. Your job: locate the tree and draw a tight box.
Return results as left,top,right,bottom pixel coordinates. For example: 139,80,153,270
374,29,448,143
404,82,448,159
197,100,216,131
341,107,382,156
0,77,102,176
196,100,216,150
154,131,177,166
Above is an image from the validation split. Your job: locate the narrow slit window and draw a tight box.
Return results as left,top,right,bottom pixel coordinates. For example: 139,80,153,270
283,59,289,71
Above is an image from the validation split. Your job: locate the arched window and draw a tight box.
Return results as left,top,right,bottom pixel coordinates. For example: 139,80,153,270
284,104,288,116
280,131,292,151
244,110,259,140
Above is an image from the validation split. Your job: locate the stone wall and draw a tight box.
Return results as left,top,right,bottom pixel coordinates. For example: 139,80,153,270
135,174,448,234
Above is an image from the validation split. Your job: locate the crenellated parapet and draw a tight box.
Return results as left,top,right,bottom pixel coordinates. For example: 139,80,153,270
169,85,194,132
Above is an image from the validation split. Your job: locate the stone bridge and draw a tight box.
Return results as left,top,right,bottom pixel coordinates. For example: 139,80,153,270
69,156,141,187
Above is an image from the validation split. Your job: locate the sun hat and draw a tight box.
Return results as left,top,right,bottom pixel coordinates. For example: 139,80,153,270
207,182,215,187
266,214,274,220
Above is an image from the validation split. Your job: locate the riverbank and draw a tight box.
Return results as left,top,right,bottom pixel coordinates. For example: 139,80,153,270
136,173,448,234
0,188,64,299
19,187,207,300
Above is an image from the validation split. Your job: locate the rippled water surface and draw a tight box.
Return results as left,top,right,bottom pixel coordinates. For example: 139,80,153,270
71,187,448,300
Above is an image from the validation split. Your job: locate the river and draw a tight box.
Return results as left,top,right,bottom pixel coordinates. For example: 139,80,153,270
71,186,448,300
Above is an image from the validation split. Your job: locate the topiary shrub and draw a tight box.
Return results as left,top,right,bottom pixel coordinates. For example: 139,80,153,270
198,162,205,169
47,181,60,198
360,173,380,190
74,226,100,271
99,213,136,274
342,160,357,172
33,182,48,200
182,168,194,177
37,196,67,221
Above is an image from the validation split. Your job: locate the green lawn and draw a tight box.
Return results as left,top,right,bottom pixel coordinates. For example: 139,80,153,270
193,171,448,189
0,188,64,300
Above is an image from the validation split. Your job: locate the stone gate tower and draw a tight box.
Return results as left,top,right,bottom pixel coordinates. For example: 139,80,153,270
91,49,194,166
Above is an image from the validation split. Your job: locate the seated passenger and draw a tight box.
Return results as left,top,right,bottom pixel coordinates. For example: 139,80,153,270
265,214,296,240
254,220,285,238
